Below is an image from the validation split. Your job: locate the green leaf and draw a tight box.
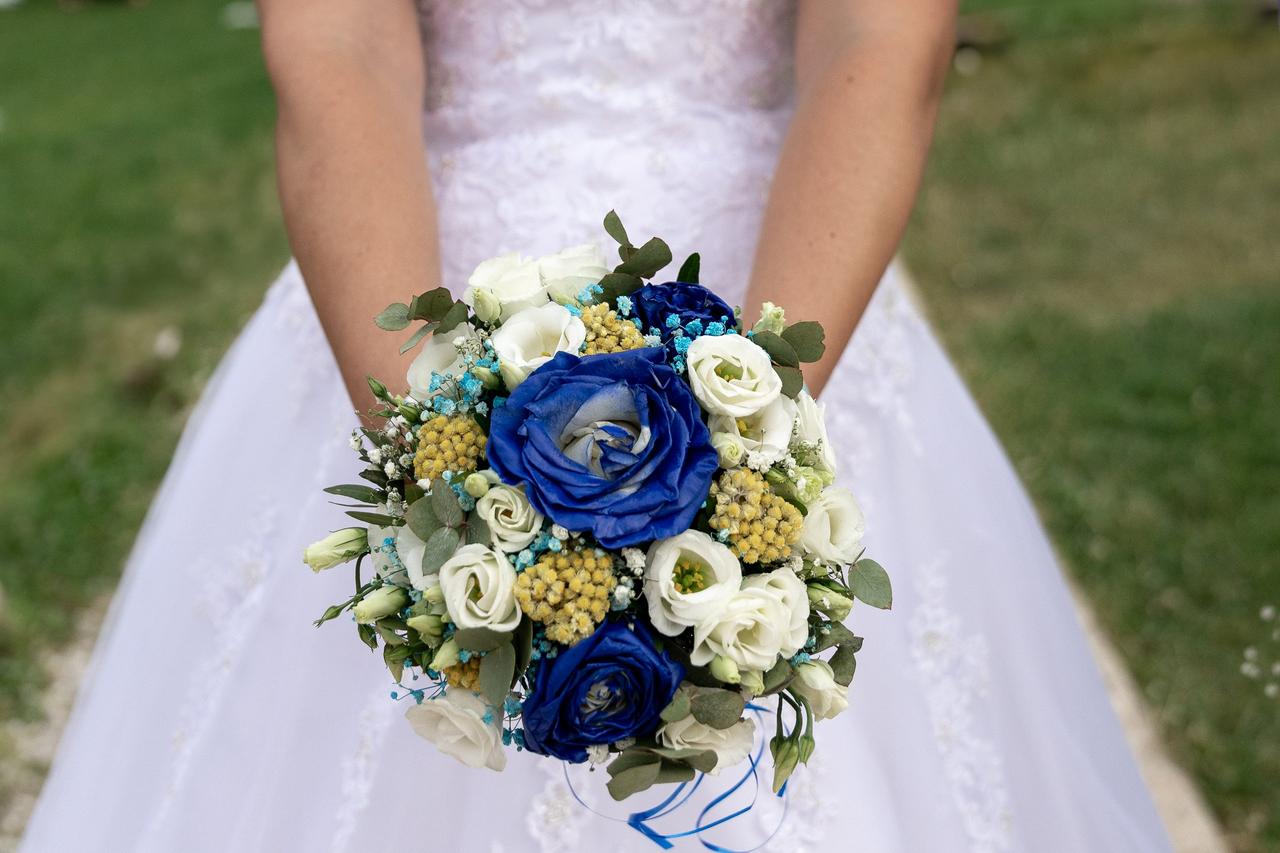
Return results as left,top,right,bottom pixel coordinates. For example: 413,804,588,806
357,623,378,650
597,271,643,304
409,287,455,321
324,484,385,505
479,642,516,707
676,252,700,283
465,512,491,546
398,322,438,355
659,687,692,723
435,300,471,335
774,364,804,398
689,687,746,730
421,526,461,575
655,761,698,785
431,480,465,528
751,331,799,367
607,749,661,778
603,209,631,250
812,621,858,653
615,237,672,279
607,760,662,801
828,643,858,686
454,626,511,653
345,511,403,526
383,643,407,683
761,657,795,695
512,617,533,679
376,623,407,647
849,559,893,610
781,321,826,363
644,746,718,775
358,469,390,488
374,302,411,331
405,497,444,541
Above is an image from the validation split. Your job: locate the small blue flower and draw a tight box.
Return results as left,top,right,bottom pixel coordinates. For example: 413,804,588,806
615,294,633,316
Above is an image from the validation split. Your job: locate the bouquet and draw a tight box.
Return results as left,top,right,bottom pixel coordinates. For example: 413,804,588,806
305,211,892,801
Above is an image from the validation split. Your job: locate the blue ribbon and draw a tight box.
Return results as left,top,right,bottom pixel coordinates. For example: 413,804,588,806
563,703,791,851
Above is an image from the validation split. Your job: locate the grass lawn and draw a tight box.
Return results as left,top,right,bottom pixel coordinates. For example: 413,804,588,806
0,0,1275,848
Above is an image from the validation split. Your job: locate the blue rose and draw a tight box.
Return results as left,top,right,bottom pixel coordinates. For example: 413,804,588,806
632,281,736,337
487,348,718,548
521,621,684,762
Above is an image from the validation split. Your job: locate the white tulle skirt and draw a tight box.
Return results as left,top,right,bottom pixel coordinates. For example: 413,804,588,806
19,261,1170,852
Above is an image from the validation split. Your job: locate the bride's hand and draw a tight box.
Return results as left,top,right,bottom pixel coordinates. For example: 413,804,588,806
259,0,443,411
744,0,956,397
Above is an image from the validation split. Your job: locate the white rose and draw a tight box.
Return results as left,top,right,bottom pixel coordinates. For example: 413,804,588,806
708,395,796,468
462,252,548,323
799,487,865,564
407,326,478,401
686,334,782,418
658,715,756,775
538,243,610,304
742,567,809,658
690,585,789,671
644,530,742,637
794,390,836,474
438,543,521,632
303,527,367,572
791,660,850,720
475,471,543,553
489,302,586,389
405,690,507,770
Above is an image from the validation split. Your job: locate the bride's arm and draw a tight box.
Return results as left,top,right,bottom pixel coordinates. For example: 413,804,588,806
746,1,956,396
258,0,439,409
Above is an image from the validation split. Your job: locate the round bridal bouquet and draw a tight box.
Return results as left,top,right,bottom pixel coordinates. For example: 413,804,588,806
306,211,892,799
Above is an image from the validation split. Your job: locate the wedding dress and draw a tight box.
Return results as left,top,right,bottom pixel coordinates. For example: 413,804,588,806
20,2,1171,851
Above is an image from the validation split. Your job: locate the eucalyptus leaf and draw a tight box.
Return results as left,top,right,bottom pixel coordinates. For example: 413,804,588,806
324,484,385,505
479,643,516,707
659,687,692,723
849,559,893,610
676,252,700,284
597,271,643,304
398,322,438,355
421,526,461,575
774,364,804,399
615,237,672,279
607,761,662,801
811,621,858,654
761,657,795,695
828,643,858,686
374,302,411,331
751,330,799,367
454,626,511,653
383,643,406,683
410,287,455,321
655,761,698,785
689,687,746,730
356,623,378,650
405,497,444,542
781,321,826,363
465,512,491,546
431,480,465,528
435,300,470,335
607,748,661,778
345,511,403,527
644,746,718,775
603,209,631,250
375,623,407,647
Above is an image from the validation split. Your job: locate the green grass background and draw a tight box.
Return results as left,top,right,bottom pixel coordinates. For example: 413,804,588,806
0,0,1277,847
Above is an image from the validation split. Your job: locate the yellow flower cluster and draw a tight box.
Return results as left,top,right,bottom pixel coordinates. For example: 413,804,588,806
515,547,617,645
580,303,647,355
443,656,482,691
413,415,486,482
707,468,802,564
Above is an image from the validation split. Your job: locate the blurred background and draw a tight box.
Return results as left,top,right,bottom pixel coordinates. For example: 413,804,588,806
0,0,1276,849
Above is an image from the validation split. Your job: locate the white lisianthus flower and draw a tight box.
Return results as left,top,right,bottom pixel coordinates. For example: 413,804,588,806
686,334,782,418
475,470,543,553
438,544,521,632
644,530,742,637
708,395,797,468
405,691,507,771
742,567,809,658
799,487,865,564
793,390,837,474
792,660,850,720
406,326,478,401
489,302,586,389
538,243,610,304
710,432,746,468
462,252,547,323
658,715,756,775
353,585,409,624
395,523,444,592
368,524,407,587
303,527,367,572
690,586,789,671
752,301,786,335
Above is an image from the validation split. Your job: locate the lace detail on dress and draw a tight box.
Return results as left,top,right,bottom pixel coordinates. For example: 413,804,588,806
908,554,1013,852
526,758,587,852
330,688,397,853
270,266,341,422
759,758,829,851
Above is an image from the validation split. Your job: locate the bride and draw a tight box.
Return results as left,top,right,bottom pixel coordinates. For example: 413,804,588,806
20,1,1170,851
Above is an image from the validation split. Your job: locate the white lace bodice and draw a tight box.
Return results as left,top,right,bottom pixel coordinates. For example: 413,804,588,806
417,0,795,301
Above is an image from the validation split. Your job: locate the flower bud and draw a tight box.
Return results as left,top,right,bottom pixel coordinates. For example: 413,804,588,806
738,668,765,696
429,637,460,671
463,472,491,499
399,400,422,422
423,584,445,607
472,288,503,324
366,376,390,401
807,582,854,622
406,613,444,644
752,302,786,335
353,585,409,624
710,654,741,685
303,528,368,573
711,432,746,468
770,736,799,793
798,732,816,764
